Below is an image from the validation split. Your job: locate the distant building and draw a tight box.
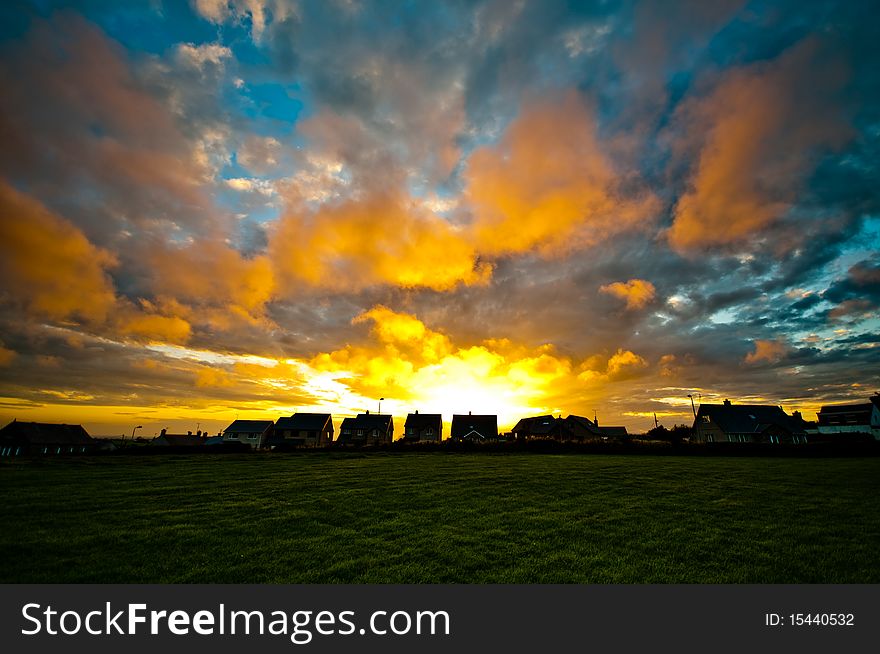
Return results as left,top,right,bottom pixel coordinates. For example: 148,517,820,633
272,413,334,447
817,395,880,441
0,420,96,456
512,414,623,441
151,429,206,448
403,412,442,442
691,400,807,444
222,419,274,449
338,412,393,445
450,413,498,442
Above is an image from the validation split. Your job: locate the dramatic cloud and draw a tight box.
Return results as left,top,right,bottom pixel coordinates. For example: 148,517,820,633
0,2,878,435
599,279,657,310
744,339,789,365
466,91,659,256
271,193,492,292
0,180,118,324
668,38,853,252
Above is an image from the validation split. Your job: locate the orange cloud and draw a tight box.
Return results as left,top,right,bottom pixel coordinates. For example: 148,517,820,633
599,278,657,310
195,366,236,388
120,312,193,344
668,39,852,251
0,180,118,323
579,348,649,383
146,240,275,327
0,345,16,366
271,193,492,292
744,339,789,364
466,91,658,256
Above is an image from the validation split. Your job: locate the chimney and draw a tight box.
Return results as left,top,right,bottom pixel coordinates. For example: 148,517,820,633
197,430,202,437
415,410,418,414
723,399,731,406
366,410,370,415
469,411,472,415
160,428,166,436
187,430,192,435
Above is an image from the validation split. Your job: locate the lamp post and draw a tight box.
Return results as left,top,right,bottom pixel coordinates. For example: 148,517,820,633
378,397,385,414
687,394,700,419
125,424,142,448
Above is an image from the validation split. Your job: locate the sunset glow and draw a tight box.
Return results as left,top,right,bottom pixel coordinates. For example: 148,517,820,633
0,1,878,437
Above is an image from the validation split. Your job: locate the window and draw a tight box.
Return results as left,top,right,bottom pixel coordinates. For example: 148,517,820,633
247,434,258,440
407,427,414,435
707,435,714,443
357,429,363,437
426,428,433,435
701,416,710,423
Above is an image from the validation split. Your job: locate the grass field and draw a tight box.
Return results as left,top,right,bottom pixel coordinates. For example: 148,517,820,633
1,452,878,583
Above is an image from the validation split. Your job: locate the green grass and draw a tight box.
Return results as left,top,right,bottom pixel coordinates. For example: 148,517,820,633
1,453,878,583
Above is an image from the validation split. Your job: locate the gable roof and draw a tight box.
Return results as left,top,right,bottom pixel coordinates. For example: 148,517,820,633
511,415,559,436
696,403,803,435
819,403,872,414
599,426,629,437
223,419,274,433
275,413,333,431
404,413,442,430
451,414,498,439
340,413,393,431
0,421,93,445
565,414,603,436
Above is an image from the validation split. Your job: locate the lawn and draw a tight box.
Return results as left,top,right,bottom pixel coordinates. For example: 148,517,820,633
1,452,878,583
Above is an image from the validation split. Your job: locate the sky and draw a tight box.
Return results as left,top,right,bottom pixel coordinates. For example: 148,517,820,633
0,0,878,437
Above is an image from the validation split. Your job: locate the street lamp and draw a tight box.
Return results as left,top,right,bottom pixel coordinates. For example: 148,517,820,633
378,397,385,414
126,425,142,448
687,394,701,419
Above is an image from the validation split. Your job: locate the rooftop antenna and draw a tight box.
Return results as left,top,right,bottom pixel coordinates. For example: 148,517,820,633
654,413,659,429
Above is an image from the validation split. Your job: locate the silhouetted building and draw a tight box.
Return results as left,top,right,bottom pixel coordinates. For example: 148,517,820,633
691,400,807,444
512,414,619,441
338,412,393,445
403,411,442,442
450,413,498,442
0,420,96,456
564,415,605,439
817,395,880,440
222,419,274,449
151,429,206,447
272,413,334,447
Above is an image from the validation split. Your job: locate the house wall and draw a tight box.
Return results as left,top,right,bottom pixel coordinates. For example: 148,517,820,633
223,431,268,449
691,421,726,443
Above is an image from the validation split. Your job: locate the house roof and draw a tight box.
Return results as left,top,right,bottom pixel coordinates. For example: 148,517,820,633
341,413,393,431
818,403,872,415
404,413,442,430
565,414,603,435
0,420,93,445
511,415,559,435
599,426,628,437
275,413,333,431
696,403,803,435
451,414,498,439
223,419,274,433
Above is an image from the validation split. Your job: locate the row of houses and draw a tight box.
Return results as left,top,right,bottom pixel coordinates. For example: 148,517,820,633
1,394,877,455
690,394,880,444
222,411,506,449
